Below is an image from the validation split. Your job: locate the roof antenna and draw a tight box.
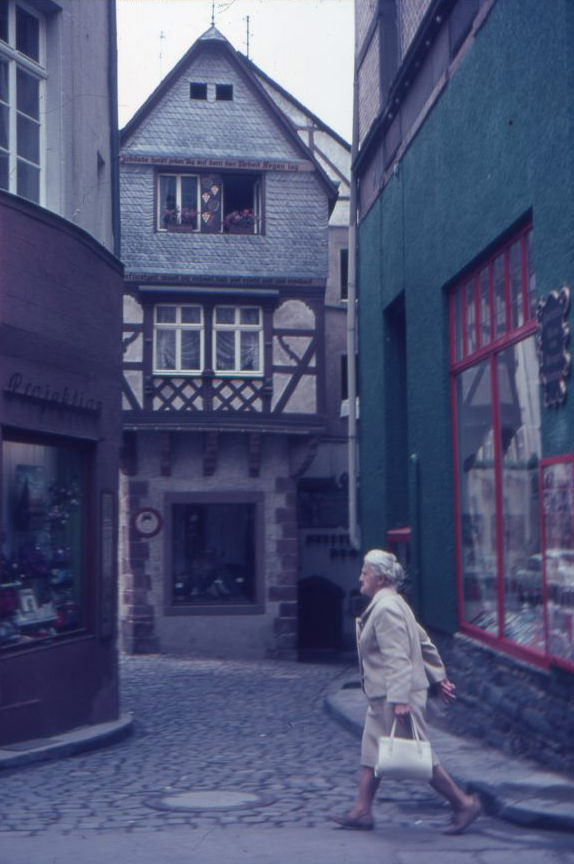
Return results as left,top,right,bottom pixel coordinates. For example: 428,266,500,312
245,15,250,58
211,1,215,26
159,29,165,78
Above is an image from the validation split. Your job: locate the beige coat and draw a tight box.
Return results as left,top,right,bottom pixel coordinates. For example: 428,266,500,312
356,587,446,703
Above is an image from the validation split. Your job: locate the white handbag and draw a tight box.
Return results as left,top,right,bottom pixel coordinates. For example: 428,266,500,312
375,715,433,781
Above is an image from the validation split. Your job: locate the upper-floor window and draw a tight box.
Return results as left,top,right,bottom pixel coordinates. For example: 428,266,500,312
0,1,45,202
158,174,199,230
157,171,261,235
154,304,203,373
153,304,263,376
214,306,262,374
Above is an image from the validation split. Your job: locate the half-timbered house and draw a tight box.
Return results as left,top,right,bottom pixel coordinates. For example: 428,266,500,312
119,26,351,659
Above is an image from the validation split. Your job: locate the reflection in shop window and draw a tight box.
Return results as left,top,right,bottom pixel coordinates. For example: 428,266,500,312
498,338,542,652
171,502,256,605
457,360,498,634
1,439,86,649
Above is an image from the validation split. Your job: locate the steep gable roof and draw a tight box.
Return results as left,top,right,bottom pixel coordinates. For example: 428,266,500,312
120,26,338,210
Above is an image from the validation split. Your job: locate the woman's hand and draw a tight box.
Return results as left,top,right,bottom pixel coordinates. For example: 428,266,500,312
393,702,410,717
438,678,457,703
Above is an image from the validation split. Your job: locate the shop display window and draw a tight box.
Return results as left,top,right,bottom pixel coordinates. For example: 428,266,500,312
541,458,574,667
170,501,257,605
451,223,555,664
1,436,88,649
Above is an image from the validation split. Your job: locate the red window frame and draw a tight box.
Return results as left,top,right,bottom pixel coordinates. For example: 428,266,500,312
448,223,571,669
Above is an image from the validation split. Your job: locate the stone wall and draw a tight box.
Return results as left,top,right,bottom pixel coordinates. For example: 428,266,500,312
120,431,301,659
431,631,574,776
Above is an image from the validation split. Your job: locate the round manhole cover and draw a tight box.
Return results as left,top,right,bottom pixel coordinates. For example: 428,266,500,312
146,789,273,812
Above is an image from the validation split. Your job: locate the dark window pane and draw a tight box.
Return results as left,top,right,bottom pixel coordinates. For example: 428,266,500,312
216,84,233,101
181,306,201,324
215,307,234,325
180,176,198,227
509,240,523,329
240,308,259,325
465,281,476,355
0,152,8,189
453,290,463,362
17,158,39,201
340,248,349,300
527,232,536,320
156,305,176,324
16,6,39,61
0,59,8,103
0,2,8,43
190,82,207,100
478,268,490,347
17,113,39,162
0,103,8,150
17,69,39,119
493,255,505,338
172,503,256,604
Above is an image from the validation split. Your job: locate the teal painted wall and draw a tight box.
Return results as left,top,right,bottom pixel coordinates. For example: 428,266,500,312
358,0,574,632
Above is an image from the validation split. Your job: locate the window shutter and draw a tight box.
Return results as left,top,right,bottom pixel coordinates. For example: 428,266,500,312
200,174,221,233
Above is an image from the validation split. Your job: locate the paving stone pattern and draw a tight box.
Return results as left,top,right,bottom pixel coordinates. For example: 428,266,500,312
0,655,452,836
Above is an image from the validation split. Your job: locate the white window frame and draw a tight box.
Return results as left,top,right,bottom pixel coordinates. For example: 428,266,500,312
157,172,200,231
0,0,46,205
213,306,263,376
153,304,204,374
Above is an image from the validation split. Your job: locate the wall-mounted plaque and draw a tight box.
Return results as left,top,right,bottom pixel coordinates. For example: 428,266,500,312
536,286,571,407
132,507,163,539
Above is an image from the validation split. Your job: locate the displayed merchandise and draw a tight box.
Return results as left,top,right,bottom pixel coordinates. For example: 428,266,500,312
1,440,86,650
375,716,432,782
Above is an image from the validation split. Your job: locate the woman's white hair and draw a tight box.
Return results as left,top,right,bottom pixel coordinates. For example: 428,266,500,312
363,549,404,587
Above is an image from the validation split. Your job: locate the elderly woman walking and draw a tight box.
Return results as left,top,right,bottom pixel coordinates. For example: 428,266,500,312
332,549,481,835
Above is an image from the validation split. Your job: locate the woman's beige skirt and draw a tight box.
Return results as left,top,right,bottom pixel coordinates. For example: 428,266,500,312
360,690,439,769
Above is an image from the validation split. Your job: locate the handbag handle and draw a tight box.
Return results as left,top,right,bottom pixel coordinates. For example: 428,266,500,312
389,714,424,752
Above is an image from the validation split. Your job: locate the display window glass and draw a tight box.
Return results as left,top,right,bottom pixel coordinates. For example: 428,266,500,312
170,501,257,605
1,436,88,649
541,459,574,667
450,224,560,664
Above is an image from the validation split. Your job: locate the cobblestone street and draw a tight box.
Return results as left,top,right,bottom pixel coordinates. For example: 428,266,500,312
0,656,573,863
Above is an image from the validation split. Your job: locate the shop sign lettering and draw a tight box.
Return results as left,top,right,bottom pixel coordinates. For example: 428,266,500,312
536,287,571,408
4,373,102,416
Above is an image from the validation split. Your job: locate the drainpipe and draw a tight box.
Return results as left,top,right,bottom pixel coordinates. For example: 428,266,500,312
347,57,360,550
108,0,121,259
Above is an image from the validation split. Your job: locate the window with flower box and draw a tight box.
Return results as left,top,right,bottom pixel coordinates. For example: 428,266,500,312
0,1,46,203
157,171,261,234
449,224,563,665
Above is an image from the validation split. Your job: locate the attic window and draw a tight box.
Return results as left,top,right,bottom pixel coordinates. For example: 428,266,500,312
190,82,208,100
216,84,233,101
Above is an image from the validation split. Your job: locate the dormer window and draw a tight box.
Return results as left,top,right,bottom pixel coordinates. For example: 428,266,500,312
190,81,207,100
216,84,233,101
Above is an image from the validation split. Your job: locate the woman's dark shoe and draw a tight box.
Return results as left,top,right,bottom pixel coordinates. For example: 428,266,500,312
330,812,374,831
443,795,482,835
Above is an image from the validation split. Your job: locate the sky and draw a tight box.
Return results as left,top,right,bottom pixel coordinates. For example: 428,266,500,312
116,0,354,141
